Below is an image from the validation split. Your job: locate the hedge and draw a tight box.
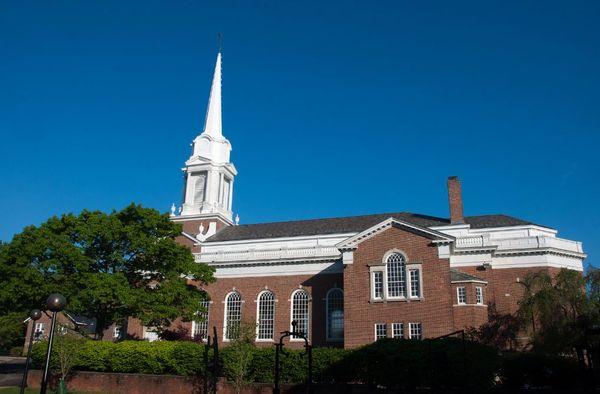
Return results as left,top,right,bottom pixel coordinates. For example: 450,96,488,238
30,338,583,390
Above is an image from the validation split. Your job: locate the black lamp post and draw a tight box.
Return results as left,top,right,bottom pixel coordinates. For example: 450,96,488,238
19,309,42,394
274,320,312,394
40,293,66,394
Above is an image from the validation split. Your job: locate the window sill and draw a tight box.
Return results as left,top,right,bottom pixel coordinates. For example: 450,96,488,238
255,339,274,342
453,303,487,307
370,298,423,303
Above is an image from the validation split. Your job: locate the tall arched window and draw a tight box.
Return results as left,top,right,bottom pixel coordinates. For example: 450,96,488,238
326,288,344,342
386,252,406,298
291,289,310,339
224,291,242,340
256,291,275,340
194,173,207,204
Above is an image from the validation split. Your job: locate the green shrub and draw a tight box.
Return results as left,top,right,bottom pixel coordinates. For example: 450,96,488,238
35,336,589,391
77,340,114,371
500,351,580,389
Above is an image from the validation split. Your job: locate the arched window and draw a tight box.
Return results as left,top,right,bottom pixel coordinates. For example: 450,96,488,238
224,291,242,340
386,252,406,298
326,288,344,342
192,300,211,340
194,173,207,204
256,291,275,340
291,289,310,339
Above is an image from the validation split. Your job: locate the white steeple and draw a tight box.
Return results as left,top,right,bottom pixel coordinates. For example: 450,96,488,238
202,52,222,139
178,51,237,224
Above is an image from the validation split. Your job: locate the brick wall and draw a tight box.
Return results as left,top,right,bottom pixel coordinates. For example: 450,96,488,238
452,266,561,316
194,272,343,348
451,282,488,330
343,226,455,348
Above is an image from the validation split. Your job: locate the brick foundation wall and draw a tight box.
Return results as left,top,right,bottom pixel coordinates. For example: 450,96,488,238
343,226,455,348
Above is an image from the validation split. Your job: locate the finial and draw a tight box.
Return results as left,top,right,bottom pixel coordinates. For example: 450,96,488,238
170,203,176,216
235,214,240,225
217,32,222,53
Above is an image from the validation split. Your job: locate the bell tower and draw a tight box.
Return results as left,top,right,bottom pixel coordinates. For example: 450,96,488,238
171,52,237,239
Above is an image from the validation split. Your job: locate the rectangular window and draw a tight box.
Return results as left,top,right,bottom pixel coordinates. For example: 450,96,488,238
35,322,45,334
392,323,404,339
409,269,421,298
409,323,422,339
475,287,484,305
193,301,211,340
457,287,467,304
375,323,387,340
373,271,383,299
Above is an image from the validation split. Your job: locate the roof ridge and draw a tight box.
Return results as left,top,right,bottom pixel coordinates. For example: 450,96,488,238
232,211,448,228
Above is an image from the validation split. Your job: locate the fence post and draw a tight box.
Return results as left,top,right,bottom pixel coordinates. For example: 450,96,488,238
203,336,210,394
212,326,219,394
306,344,313,394
274,342,281,394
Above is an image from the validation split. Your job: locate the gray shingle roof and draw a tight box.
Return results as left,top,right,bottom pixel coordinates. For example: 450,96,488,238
205,212,544,242
450,269,487,283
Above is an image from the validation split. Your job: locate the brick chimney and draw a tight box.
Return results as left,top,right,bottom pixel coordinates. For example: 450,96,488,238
447,176,464,224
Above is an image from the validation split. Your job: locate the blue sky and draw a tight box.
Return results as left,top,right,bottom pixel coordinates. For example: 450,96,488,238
1,1,598,267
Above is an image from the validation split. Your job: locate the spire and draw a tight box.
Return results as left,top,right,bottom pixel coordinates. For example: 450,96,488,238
202,52,222,139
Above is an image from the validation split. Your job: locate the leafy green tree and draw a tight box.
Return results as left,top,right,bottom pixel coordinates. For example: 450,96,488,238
221,320,257,394
0,204,214,339
517,268,591,353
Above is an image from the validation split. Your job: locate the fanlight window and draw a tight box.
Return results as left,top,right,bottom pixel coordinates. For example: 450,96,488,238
256,291,275,340
386,252,407,298
291,290,310,339
326,288,344,341
224,292,242,340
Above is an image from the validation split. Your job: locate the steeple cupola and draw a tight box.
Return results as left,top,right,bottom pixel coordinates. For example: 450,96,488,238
178,52,237,224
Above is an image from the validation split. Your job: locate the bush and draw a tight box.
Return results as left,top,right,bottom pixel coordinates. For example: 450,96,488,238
32,340,206,376
31,337,587,391
500,351,580,389
329,338,500,390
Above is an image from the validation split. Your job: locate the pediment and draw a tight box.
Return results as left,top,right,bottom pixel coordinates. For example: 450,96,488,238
336,217,454,249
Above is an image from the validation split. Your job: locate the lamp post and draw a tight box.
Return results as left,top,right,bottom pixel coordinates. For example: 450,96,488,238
40,293,66,394
19,309,42,394
274,320,312,394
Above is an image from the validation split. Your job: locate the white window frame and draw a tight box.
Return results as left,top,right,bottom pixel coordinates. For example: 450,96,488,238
255,290,276,342
385,251,407,300
374,323,387,341
391,322,404,339
457,286,467,305
475,286,484,305
191,300,211,341
113,325,122,339
223,291,243,341
408,322,422,339
35,322,45,335
290,289,311,341
372,270,384,300
407,264,423,299
325,288,344,342
370,250,422,302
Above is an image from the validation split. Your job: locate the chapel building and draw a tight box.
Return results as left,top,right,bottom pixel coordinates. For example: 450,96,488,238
163,52,586,349
25,52,586,349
